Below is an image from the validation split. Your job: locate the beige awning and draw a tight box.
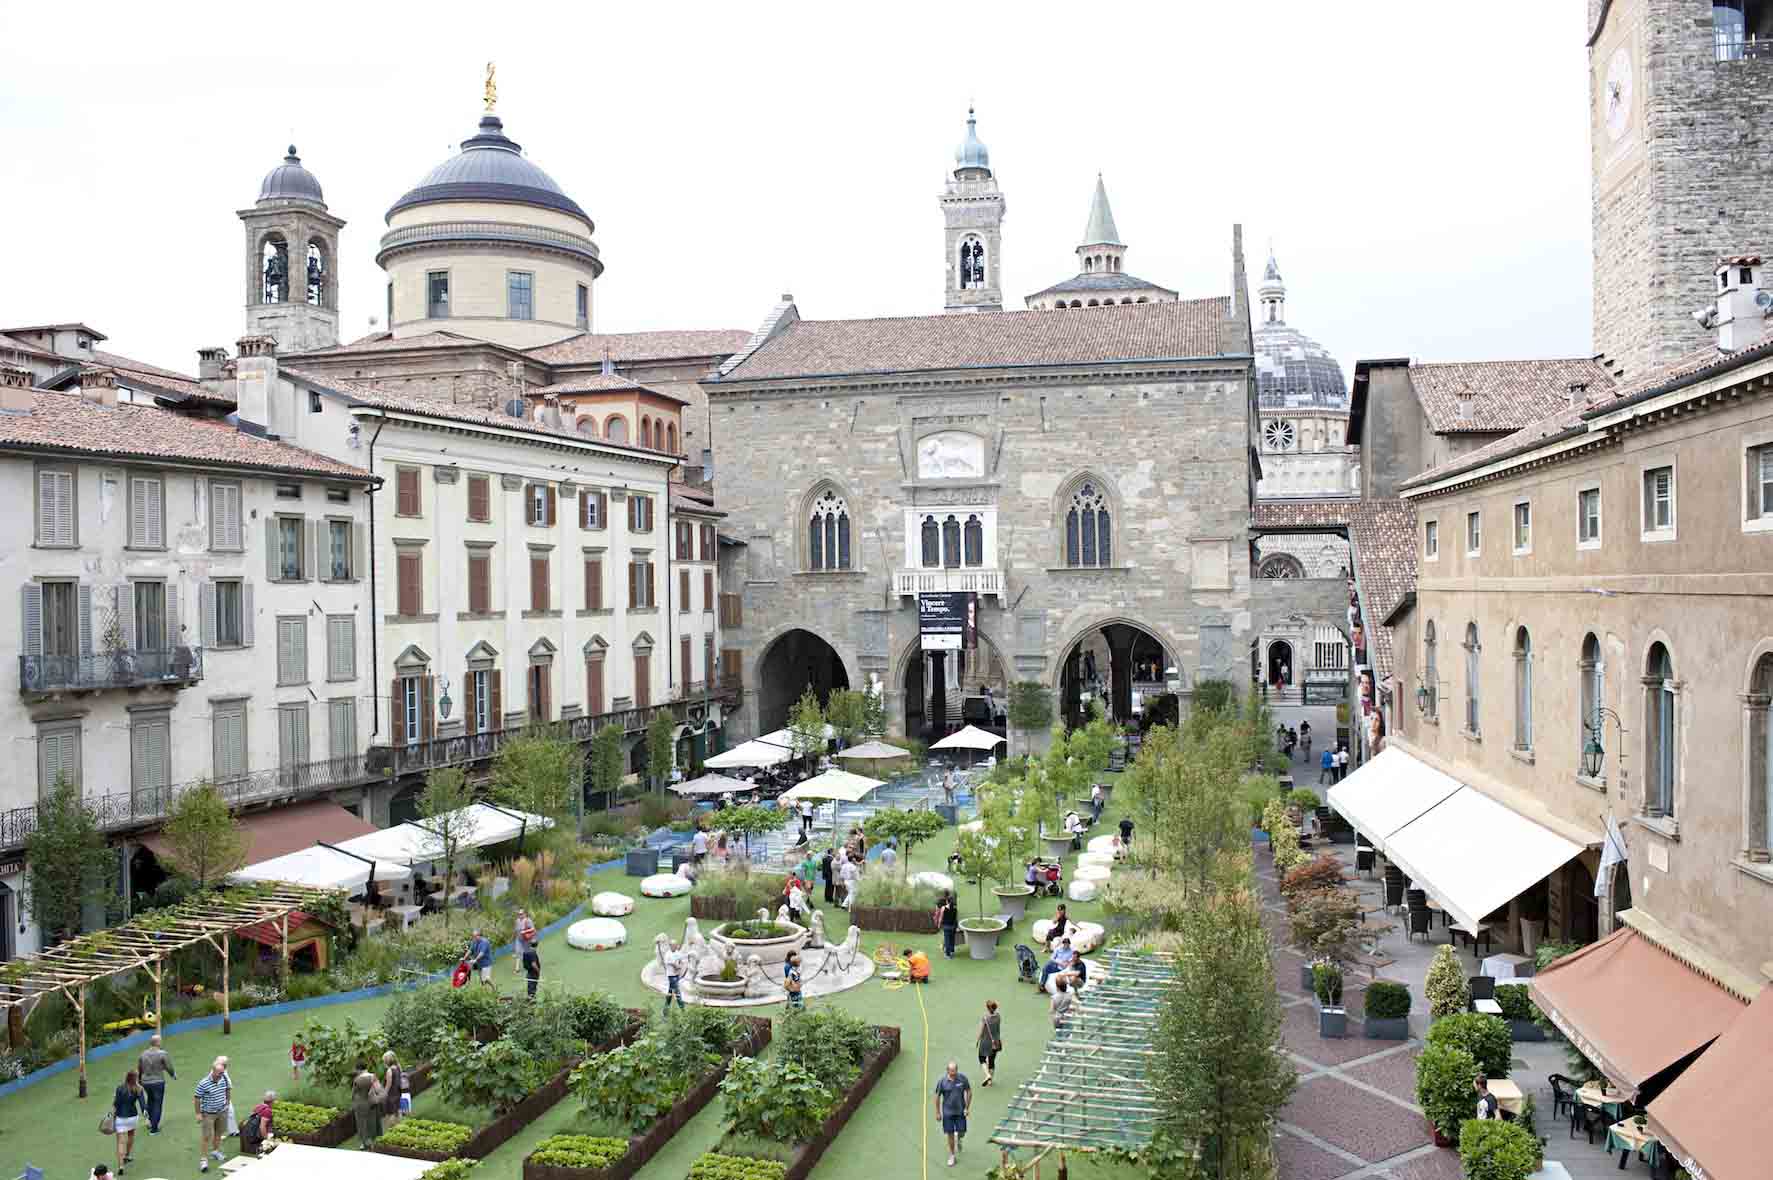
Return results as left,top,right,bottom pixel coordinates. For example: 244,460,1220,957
1529,927,1745,1099
141,799,376,867
1649,985,1773,1180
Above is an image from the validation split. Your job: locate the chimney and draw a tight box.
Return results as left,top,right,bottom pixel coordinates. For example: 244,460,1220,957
234,333,278,435
600,348,614,376
1453,387,1473,422
1567,381,1590,408
197,346,228,383
1708,254,1769,352
0,364,34,414
79,367,118,409
542,394,564,430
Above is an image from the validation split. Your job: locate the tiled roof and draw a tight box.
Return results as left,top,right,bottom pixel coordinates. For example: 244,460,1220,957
527,329,753,365
92,350,235,408
287,370,681,464
1253,497,1417,680
1581,322,1773,413
0,332,61,363
1401,402,1589,489
538,372,688,403
670,486,723,516
714,298,1235,382
1028,272,1178,300
0,391,369,480
299,330,494,355
1408,358,1614,434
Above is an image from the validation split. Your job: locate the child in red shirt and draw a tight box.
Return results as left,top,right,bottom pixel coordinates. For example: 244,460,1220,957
290,1038,307,1081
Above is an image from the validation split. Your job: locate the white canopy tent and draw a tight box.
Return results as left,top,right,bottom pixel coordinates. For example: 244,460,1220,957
671,772,754,796
333,805,553,866
233,844,415,893
835,740,912,760
779,768,885,804
931,725,1005,752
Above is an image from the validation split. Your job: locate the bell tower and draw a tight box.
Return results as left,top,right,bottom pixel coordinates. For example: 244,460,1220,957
941,107,1006,313
238,145,346,354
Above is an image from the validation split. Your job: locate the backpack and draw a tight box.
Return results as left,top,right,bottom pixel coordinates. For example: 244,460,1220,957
240,1111,262,1142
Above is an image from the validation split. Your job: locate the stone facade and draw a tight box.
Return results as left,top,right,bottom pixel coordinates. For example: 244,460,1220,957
1589,0,1773,378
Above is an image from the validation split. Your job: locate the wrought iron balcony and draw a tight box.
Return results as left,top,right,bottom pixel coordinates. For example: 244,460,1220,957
893,567,1005,601
0,753,376,851
20,646,203,697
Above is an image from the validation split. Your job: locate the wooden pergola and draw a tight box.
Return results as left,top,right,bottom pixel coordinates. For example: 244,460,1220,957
990,951,1177,1175
0,884,341,1097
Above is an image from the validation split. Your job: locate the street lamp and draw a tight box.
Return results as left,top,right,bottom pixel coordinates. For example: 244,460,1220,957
1582,706,1626,788
437,676,453,720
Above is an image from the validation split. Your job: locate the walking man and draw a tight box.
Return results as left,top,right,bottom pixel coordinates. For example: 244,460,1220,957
136,1033,174,1135
1319,746,1334,785
935,891,959,959
512,909,535,978
820,846,836,904
664,942,687,1011
465,929,495,990
932,1060,972,1167
1090,781,1104,825
799,799,815,838
521,933,542,999
194,1059,230,1172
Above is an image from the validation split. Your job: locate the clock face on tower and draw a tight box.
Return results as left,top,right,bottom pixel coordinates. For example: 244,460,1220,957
1604,45,1633,142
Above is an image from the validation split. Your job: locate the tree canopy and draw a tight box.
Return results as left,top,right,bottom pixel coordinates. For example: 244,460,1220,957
24,776,115,941
492,729,578,841
787,689,827,762
644,711,676,792
416,767,479,928
160,781,249,890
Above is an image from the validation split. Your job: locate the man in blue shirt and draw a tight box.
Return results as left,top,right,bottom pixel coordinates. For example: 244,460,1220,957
465,929,495,989
193,1059,231,1172
1039,938,1077,990
932,1060,972,1167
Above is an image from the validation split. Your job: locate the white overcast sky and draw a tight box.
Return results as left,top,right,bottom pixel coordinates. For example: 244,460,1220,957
0,1,1594,378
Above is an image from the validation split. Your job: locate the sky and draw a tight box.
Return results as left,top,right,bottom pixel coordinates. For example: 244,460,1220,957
0,1,1597,378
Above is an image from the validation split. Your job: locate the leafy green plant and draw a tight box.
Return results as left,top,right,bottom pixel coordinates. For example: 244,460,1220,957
862,808,946,862
418,1163,480,1180
162,782,250,890
1425,945,1472,1018
1193,679,1235,715
1415,1041,1480,1143
381,987,455,1064
825,689,873,746
1007,680,1053,732
529,1134,631,1168
1287,886,1368,966
719,804,790,857
787,689,827,761
1363,981,1412,1020
718,1056,837,1144
774,1008,878,1091
1269,815,1306,876
645,710,677,792
1312,962,1344,1008
1425,1012,1512,1080
24,775,117,940
588,722,627,803
695,865,783,916
432,1031,549,1114
688,1153,787,1180
437,983,508,1036
1240,774,1280,827
562,992,631,1047
720,921,794,940
1097,874,1190,932
301,1016,388,1092
1279,854,1349,901
492,731,579,843
1458,1117,1542,1180
378,1117,473,1155
1493,983,1535,1022
851,874,940,910
571,1025,719,1132
268,1100,344,1137
1286,787,1322,813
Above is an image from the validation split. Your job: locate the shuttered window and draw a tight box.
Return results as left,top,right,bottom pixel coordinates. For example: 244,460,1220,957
201,580,250,648
329,698,356,760
27,580,89,659
703,570,714,612
634,651,651,708
396,550,423,617
393,675,435,746
465,667,501,735
467,550,492,614
719,594,743,628
324,520,355,580
704,636,714,683
130,712,171,799
628,495,654,533
36,468,76,547
628,558,655,608
276,616,308,685
37,722,82,795
209,480,243,550
530,552,551,611
679,569,691,613
326,615,356,681
466,475,491,522
700,524,715,561
527,484,557,527
277,703,310,769
528,663,551,722
395,467,421,517
581,490,607,530
269,516,308,581
586,657,605,716
127,474,165,549
721,647,742,685
132,581,170,651
675,522,692,560
681,636,691,689
583,557,602,610
212,702,248,781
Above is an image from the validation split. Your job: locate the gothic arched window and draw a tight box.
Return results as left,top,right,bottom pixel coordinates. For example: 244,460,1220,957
941,515,962,568
921,516,939,568
958,237,986,289
963,515,983,567
1064,482,1112,567
641,417,653,449
808,489,851,571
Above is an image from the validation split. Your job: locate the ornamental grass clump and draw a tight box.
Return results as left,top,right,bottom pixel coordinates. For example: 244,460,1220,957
1425,944,1472,1018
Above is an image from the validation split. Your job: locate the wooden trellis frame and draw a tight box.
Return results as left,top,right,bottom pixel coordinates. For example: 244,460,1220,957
0,884,338,1097
991,950,1177,1160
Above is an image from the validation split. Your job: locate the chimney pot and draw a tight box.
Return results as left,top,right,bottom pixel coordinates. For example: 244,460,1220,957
197,346,228,381
236,334,277,359
0,365,32,414
79,367,119,408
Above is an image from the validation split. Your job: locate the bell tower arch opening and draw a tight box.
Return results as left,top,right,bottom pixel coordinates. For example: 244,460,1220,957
757,629,850,735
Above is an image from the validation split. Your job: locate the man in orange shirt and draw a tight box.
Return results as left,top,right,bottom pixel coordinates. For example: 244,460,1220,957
906,946,932,983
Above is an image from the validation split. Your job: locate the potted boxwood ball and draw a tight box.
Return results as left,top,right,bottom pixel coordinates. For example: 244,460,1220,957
1363,980,1411,1040
1493,983,1545,1041
1314,962,1347,1038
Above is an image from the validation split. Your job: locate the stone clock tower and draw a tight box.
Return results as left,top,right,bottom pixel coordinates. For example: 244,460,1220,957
1588,0,1773,378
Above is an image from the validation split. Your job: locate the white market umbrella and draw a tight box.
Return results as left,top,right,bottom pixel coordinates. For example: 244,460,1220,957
836,740,912,760
233,844,414,893
931,725,1005,752
779,768,885,804
705,738,794,769
671,772,754,796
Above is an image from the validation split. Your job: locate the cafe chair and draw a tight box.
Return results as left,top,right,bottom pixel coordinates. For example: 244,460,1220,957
1407,901,1434,942
1548,1073,1577,1120
1468,975,1496,1010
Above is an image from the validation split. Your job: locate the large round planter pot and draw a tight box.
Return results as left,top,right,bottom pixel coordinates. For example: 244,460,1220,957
711,921,809,968
693,975,749,999
992,886,1034,921
1042,835,1075,860
960,918,1007,960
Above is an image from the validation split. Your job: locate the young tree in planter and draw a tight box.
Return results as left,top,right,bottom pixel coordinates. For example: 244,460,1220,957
416,767,481,930
644,710,677,793
1425,944,1472,1018
721,803,790,860
160,781,249,892
1415,1041,1481,1145
1287,886,1371,972
1155,881,1295,1178
491,730,578,844
587,722,626,807
825,689,870,749
861,807,946,867
1007,679,1053,758
787,689,827,763
1124,720,1246,895
24,775,115,941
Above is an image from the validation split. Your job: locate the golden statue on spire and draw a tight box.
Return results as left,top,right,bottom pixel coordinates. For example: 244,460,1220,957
483,61,497,114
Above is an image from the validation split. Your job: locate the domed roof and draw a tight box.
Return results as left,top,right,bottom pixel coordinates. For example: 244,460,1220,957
954,107,990,175
258,146,325,206
1255,320,1348,410
387,114,589,225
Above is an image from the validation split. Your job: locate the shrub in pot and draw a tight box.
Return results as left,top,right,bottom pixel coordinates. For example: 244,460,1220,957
1457,1117,1543,1180
1415,1041,1480,1146
1424,944,1471,1018
1493,983,1545,1041
1279,855,1349,903
1313,962,1347,1038
1363,980,1411,1040
1425,1011,1512,1080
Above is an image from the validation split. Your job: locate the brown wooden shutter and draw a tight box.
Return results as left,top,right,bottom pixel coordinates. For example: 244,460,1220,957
679,569,690,612
465,672,479,736
468,553,489,615
490,669,503,730
397,552,421,617
585,558,601,610
703,570,714,610
530,555,548,611
646,561,656,608
468,476,488,521
391,677,406,745
597,493,608,529
681,636,691,690
397,468,419,516
545,484,557,527
628,561,637,608
705,636,714,683
578,489,589,529
588,659,605,716
421,674,436,740
539,667,552,722
635,653,650,708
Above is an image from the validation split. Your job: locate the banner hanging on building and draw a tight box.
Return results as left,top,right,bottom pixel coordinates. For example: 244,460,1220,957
919,591,978,652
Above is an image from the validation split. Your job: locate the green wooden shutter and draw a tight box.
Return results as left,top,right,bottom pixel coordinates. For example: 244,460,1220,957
20,584,42,657
200,582,216,647
241,581,255,647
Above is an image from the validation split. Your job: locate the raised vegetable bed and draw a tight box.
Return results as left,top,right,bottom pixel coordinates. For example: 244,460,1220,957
850,905,936,934
283,1061,439,1150
690,895,741,922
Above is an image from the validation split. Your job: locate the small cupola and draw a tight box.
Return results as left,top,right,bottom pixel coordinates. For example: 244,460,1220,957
1700,254,1770,352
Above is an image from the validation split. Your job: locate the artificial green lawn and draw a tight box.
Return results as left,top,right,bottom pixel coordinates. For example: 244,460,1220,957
1,789,1145,1180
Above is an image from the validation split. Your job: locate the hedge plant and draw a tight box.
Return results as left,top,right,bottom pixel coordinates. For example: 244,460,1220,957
530,1134,631,1168
1425,1012,1512,1080
1363,981,1412,1020
1493,983,1535,1022
1458,1118,1542,1180
1415,1041,1480,1143
689,1154,787,1180
378,1117,473,1155
1424,945,1471,1018
718,1056,836,1144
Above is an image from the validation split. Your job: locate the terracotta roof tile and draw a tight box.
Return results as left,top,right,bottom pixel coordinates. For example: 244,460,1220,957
299,330,492,355
1254,498,1416,679
1408,358,1614,434
92,350,235,407
537,372,689,403
527,329,752,365
715,298,1235,382
0,391,369,480
1582,322,1773,411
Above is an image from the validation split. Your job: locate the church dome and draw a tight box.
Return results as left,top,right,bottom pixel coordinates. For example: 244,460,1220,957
954,107,991,175
387,115,589,225
258,146,325,206
1253,253,1347,410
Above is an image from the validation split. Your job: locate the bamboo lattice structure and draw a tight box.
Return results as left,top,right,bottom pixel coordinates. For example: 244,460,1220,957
990,950,1177,1156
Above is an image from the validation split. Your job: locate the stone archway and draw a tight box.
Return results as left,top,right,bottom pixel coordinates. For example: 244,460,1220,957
892,629,1010,743
1053,618,1180,729
1266,640,1295,687
756,628,852,735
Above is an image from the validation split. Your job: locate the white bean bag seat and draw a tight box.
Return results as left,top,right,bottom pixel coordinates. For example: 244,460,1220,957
1066,878,1099,902
911,871,954,892
640,873,693,898
1077,852,1114,870
959,820,984,834
1086,834,1119,854
1031,918,1080,945
1069,921,1106,953
566,918,627,950
1075,863,1112,883
592,891,635,916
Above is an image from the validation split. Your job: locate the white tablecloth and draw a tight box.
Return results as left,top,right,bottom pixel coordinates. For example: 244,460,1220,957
1481,951,1532,979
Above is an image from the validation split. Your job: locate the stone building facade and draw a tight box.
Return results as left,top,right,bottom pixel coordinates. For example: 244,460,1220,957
1588,0,1773,378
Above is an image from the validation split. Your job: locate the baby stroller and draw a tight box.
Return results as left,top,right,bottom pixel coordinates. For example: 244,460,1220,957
1015,944,1041,987
1033,859,1063,898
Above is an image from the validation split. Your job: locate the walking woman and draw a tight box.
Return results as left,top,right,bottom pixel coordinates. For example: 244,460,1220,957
350,1060,383,1148
976,1000,1003,1087
380,1051,405,1129
935,891,959,959
111,1069,145,1174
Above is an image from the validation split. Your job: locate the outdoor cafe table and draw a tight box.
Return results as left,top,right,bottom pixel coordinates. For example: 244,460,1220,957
1606,1118,1661,1170
1488,1077,1524,1117
1577,1083,1630,1122
1482,951,1533,979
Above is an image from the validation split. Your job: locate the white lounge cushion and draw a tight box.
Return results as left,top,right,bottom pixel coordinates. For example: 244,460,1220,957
566,918,627,950
911,871,954,892
1077,852,1115,870
1065,879,1099,902
1069,921,1106,953
591,891,635,916
1074,864,1112,883
640,873,693,897
1086,834,1119,854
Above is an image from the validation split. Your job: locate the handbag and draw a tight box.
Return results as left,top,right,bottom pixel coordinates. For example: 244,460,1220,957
100,1111,116,1135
